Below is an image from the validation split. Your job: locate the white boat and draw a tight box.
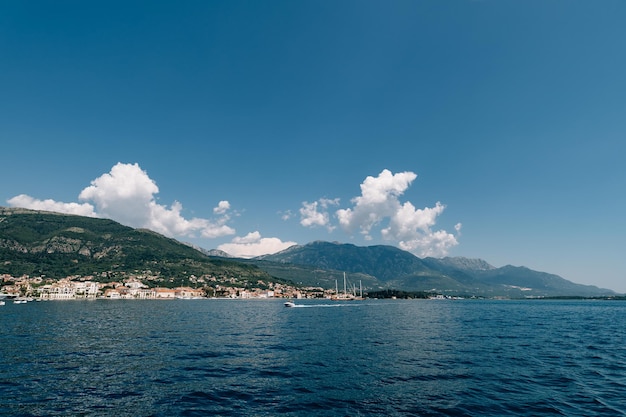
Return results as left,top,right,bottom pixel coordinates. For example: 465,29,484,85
284,301,296,307
14,299,27,304
0,301,5,306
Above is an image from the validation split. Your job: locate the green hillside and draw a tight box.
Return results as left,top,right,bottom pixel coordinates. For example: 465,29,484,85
0,207,278,288
242,259,380,291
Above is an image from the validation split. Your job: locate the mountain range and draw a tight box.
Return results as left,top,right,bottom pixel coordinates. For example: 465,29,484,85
250,241,614,297
0,207,615,297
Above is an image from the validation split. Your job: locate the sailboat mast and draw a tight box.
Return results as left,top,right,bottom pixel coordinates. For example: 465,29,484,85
343,272,347,296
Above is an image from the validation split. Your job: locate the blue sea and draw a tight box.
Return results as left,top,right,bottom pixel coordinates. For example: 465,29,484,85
1,299,625,416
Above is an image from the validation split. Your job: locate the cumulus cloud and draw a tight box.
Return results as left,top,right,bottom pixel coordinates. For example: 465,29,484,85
7,162,236,240
334,169,460,257
382,199,462,257
299,198,339,230
336,169,417,238
6,194,97,217
213,201,230,215
78,162,159,228
217,231,297,258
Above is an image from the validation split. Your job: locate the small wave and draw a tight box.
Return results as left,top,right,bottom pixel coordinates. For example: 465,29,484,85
104,390,142,399
174,350,228,360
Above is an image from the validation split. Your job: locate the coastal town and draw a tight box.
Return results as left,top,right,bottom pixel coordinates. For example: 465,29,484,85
0,273,332,301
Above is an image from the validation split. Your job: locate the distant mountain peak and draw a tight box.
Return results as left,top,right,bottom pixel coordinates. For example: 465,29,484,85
182,243,235,258
204,249,234,258
438,256,496,271
255,243,301,260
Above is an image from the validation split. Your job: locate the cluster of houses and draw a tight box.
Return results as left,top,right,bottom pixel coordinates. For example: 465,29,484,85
0,274,326,300
36,279,208,300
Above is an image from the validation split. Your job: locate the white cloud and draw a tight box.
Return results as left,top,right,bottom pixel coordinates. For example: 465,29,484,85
280,210,294,221
397,229,460,258
6,194,97,217
217,231,297,258
381,201,446,241
78,162,159,228
299,198,339,230
336,169,417,239
334,169,460,257
213,201,230,215
7,162,236,240
319,198,340,207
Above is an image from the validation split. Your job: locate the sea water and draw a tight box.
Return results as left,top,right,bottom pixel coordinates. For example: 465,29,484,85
1,299,625,416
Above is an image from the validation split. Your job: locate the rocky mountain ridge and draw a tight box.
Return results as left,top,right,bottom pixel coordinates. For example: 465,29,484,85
253,241,614,297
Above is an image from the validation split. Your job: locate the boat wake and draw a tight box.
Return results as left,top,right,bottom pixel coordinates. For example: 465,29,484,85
290,303,361,308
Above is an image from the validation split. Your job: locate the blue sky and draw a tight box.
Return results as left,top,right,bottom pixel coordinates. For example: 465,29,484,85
2,1,625,292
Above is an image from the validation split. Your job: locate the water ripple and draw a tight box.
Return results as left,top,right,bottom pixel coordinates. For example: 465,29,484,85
2,299,626,416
